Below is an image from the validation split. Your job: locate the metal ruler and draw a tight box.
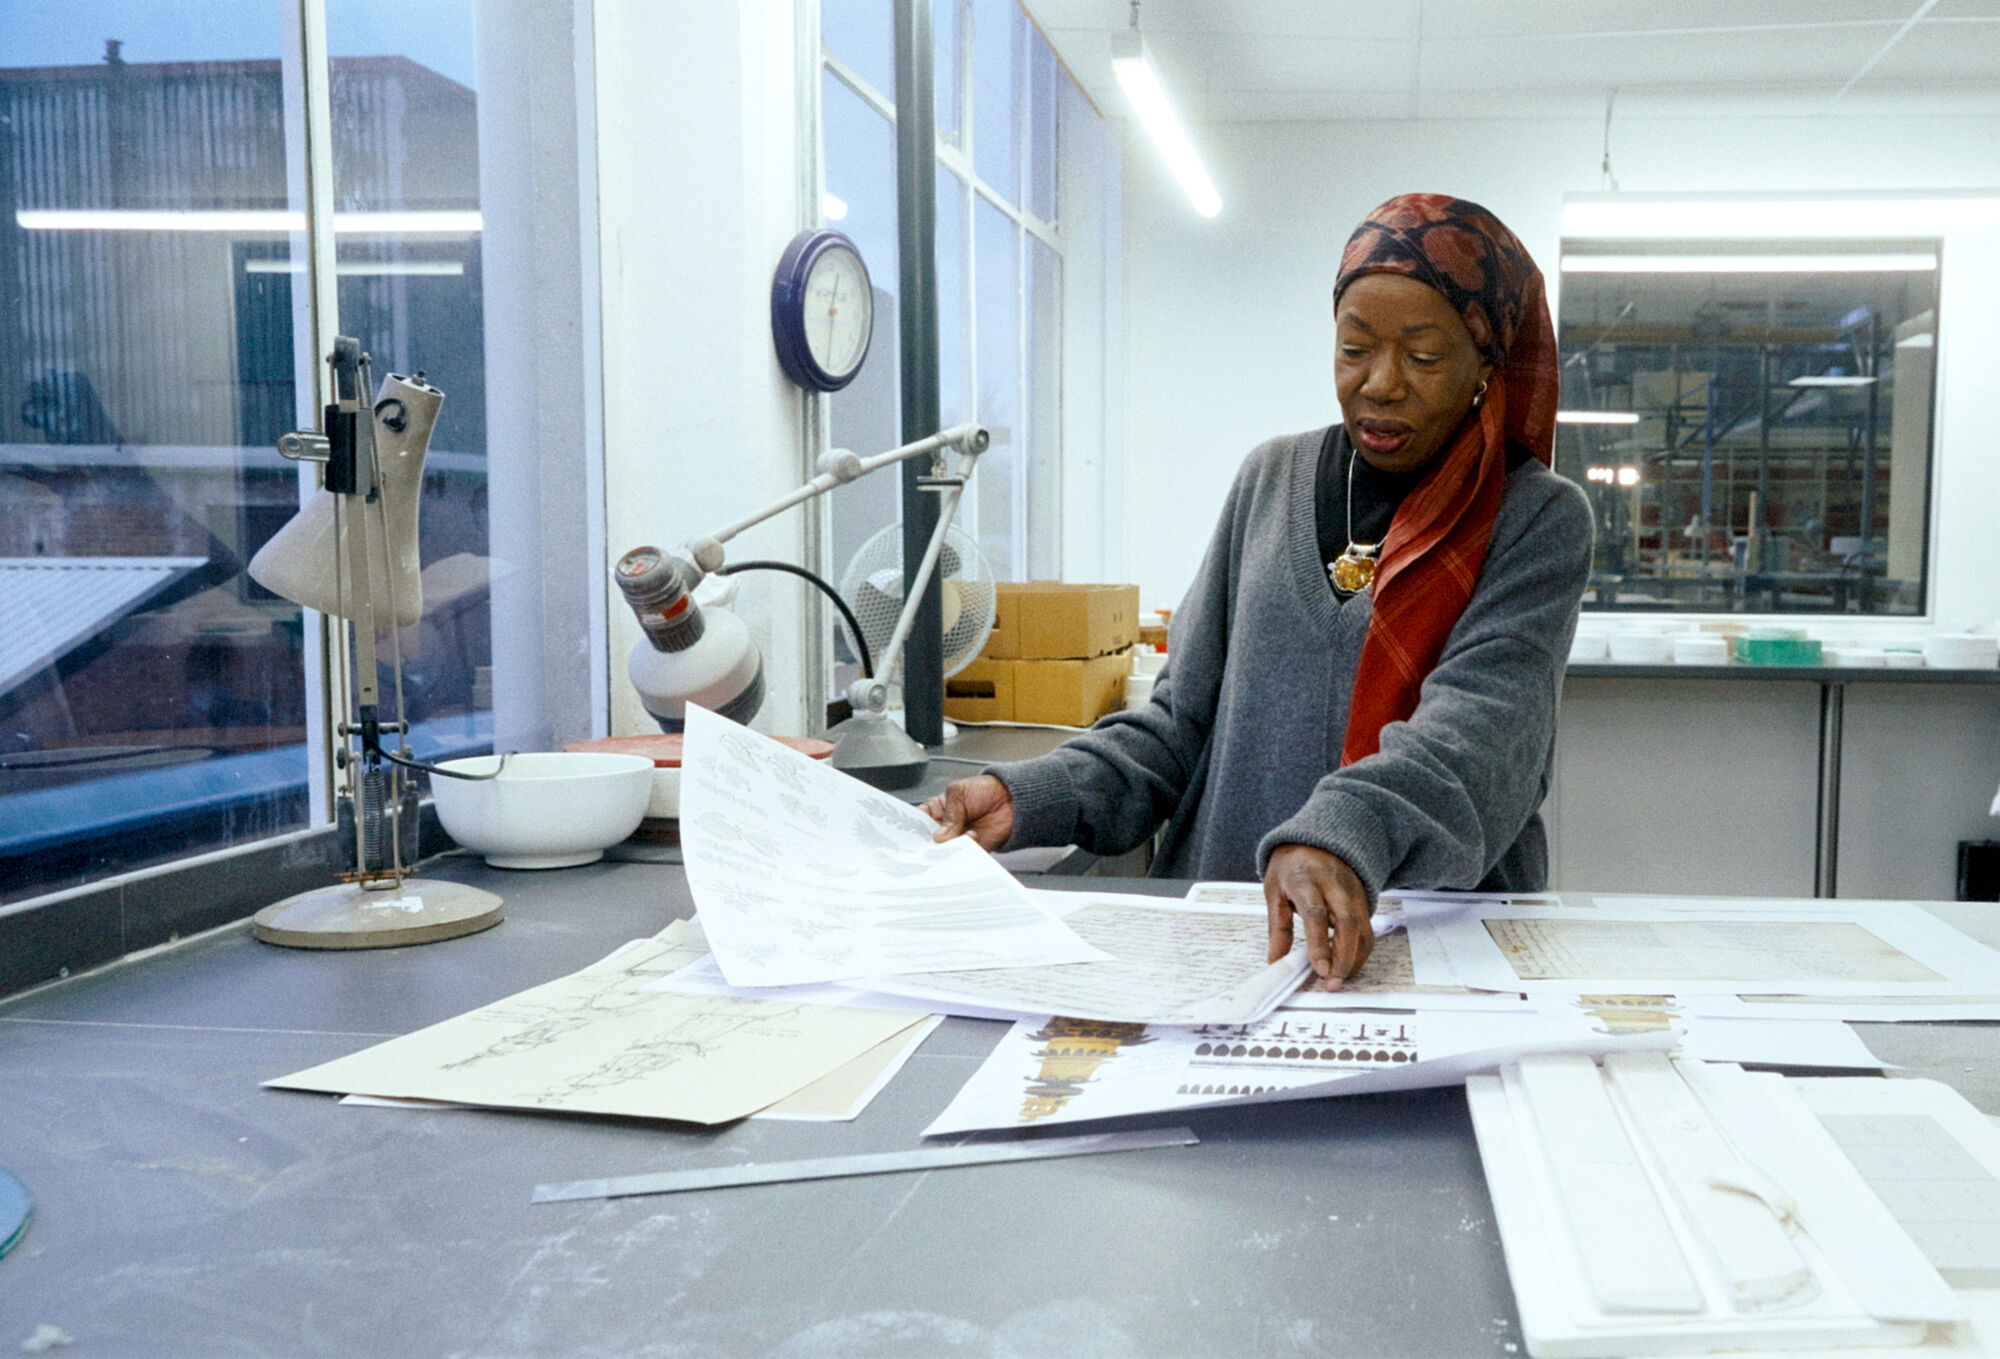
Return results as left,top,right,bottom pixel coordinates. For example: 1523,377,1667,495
532,1125,1198,1204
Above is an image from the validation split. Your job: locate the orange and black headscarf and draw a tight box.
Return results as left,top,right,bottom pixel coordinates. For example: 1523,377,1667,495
1333,193,1560,766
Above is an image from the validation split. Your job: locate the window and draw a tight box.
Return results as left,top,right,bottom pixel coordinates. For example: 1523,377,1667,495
1557,241,1941,615
0,2,497,902
819,0,1072,598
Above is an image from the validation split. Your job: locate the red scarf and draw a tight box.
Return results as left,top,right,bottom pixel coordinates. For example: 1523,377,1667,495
1336,195,1561,765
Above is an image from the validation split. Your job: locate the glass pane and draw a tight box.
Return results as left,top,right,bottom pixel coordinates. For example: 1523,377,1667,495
822,0,894,102
1025,233,1061,578
970,0,1021,201
972,195,1020,579
0,5,311,901
934,0,961,148
1557,242,1939,615
326,2,490,762
1024,22,1059,222
823,70,902,686
936,165,970,438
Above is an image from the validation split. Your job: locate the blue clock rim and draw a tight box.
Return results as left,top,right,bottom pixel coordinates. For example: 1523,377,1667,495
771,228,873,393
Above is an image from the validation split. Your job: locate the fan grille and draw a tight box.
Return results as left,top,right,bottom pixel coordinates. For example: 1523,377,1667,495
839,524,996,679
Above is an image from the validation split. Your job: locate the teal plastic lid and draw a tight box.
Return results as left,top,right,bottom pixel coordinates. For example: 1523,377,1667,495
0,1167,30,1261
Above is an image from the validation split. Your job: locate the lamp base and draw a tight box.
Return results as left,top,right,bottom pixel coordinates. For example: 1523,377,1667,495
827,710,929,789
251,878,504,950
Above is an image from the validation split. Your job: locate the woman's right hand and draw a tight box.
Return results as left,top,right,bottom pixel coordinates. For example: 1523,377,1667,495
923,774,1015,851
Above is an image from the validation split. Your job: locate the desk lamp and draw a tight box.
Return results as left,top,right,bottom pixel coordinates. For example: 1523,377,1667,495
246,337,505,948
614,423,989,789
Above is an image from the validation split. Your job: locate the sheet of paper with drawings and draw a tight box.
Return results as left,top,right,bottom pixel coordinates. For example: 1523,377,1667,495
868,891,1310,1026
1413,898,2000,997
266,920,928,1125
678,704,1104,988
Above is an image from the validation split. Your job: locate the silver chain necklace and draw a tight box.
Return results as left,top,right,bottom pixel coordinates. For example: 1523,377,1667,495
1329,445,1380,595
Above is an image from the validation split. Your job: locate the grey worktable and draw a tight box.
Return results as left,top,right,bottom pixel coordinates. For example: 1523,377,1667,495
4,728,1999,1357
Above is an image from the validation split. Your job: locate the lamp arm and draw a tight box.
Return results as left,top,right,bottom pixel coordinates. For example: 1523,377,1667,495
848,462,973,715
685,423,989,574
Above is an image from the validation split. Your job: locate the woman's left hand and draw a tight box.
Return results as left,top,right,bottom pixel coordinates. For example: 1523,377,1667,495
1264,844,1374,986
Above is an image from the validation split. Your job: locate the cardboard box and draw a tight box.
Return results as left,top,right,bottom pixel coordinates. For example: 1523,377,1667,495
941,657,1015,725
985,582,1141,660
945,653,1127,727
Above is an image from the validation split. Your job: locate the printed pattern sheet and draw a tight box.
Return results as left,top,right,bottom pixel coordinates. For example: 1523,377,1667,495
679,705,1103,987
872,893,1308,1025
923,1006,1667,1136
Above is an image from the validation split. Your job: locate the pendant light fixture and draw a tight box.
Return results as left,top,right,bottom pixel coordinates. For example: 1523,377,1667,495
1110,1,1221,219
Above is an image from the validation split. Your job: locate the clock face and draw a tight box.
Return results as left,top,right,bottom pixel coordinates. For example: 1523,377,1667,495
803,246,872,381
772,230,875,392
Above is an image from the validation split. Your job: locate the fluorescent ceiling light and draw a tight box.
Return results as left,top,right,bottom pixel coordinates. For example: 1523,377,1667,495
1562,253,1935,274
16,208,482,234
1563,196,2000,239
243,259,465,276
1787,375,1878,387
1111,31,1221,219
1557,410,1641,425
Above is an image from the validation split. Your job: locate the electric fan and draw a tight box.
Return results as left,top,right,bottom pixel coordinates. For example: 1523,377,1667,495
836,523,997,698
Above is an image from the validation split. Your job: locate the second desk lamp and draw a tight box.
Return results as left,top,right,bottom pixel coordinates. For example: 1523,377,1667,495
613,422,989,789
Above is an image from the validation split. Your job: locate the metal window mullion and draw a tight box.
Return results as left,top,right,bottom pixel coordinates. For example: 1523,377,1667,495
290,0,344,824
797,0,828,730
823,48,895,123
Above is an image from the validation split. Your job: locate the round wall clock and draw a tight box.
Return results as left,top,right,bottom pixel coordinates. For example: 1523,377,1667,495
770,228,874,393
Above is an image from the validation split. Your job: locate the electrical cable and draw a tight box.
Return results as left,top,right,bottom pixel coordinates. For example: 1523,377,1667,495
716,559,874,678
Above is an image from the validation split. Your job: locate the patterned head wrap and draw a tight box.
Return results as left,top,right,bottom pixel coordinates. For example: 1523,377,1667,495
1332,194,1562,766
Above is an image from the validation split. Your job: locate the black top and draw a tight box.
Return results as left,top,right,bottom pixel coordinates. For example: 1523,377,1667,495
1312,426,1424,594
1313,425,1538,596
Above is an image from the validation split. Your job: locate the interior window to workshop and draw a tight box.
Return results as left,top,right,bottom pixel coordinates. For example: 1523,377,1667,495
1556,242,1939,616
0,8,313,901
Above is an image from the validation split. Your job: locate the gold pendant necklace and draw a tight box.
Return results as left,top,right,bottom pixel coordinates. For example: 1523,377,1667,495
1330,442,1378,595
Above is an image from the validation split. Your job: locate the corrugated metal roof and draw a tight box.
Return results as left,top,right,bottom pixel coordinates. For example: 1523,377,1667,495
0,556,207,696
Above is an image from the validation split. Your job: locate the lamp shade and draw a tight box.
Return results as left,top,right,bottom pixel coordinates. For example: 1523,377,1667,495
249,372,441,626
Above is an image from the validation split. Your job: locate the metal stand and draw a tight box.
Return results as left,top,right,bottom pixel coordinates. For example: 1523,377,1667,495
1813,680,1845,899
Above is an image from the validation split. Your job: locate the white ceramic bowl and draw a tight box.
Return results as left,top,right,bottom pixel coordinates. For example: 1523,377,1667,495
431,751,654,869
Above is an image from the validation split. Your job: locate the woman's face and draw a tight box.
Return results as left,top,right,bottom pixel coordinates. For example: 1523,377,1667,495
1334,273,1493,474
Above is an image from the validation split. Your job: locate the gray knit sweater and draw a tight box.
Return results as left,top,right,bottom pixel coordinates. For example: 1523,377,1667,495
989,426,1593,900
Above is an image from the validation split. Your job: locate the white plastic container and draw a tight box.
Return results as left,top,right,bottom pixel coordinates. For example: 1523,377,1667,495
1607,632,1673,664
1884,648,1926,669
1923,634,2000,670
431,751,654,869
1824,647,1887,669
1671,635,1731,665
1568,632,1607,663
1124,672,1157,711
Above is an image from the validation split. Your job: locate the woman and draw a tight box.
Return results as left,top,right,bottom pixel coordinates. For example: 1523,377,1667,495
925,194,1591,987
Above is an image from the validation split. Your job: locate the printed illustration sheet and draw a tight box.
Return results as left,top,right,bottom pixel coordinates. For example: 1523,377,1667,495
679,704,1103,987
923,1007,1671,1136
1410,898,2000,997
267,921,927,1125
870,891,1309,1025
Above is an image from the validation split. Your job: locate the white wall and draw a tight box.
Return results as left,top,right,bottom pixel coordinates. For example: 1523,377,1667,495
1117,94,2000,623
591,0,817,738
